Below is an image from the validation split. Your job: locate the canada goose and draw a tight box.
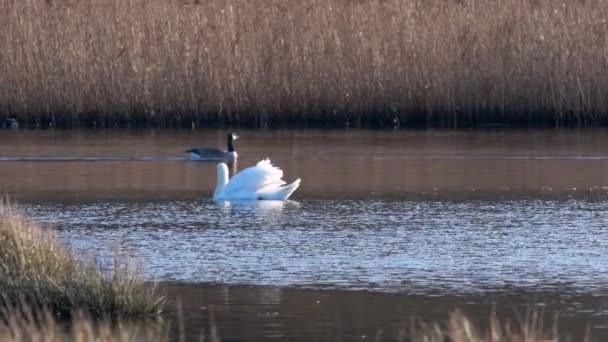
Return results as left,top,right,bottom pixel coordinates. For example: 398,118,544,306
186,132,238,161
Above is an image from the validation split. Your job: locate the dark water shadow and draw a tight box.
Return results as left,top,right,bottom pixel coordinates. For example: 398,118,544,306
159,282,608,342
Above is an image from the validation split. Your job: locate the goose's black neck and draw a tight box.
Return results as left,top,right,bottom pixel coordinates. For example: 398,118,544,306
227,134,235,152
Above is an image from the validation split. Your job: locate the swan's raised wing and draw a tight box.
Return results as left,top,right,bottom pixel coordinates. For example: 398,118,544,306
222,159,286,196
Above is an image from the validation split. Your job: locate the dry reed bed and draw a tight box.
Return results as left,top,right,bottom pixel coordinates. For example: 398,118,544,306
1,0,607,128
0,202,165,318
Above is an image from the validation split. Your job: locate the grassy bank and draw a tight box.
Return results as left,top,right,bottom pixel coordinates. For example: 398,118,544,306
0,202,165,318
1,0,607,129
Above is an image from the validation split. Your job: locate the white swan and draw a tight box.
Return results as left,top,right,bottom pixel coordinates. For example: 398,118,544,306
213,159,301,201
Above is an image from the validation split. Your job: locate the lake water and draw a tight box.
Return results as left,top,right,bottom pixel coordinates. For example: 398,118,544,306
1,129,608,340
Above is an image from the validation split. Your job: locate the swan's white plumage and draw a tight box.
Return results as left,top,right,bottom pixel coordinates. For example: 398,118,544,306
213,158,301,201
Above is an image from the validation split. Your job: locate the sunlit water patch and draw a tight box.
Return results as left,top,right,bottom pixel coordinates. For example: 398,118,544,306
23,198,608,295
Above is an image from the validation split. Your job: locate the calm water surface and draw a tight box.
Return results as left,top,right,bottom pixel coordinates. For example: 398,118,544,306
1,129,608,340
2,129,608,201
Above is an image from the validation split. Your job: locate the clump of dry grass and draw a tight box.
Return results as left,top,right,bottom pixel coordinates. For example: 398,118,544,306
411,309,568,342
0,305,168,342
1,0,607,128
0,306,169,342
0,201,165,318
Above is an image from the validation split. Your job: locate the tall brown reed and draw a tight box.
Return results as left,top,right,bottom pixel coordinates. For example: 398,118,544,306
1,0,607,128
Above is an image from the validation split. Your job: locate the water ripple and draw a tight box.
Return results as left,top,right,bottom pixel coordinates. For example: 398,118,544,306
23,198,608,295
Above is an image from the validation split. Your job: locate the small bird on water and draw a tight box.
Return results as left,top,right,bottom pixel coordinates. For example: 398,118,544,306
1,118,19,130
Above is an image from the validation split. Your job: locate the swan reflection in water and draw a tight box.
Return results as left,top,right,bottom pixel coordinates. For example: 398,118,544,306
215,199,301,213
213,200,301,223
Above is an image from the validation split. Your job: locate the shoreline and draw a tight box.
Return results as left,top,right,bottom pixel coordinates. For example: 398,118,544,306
2,118,608,130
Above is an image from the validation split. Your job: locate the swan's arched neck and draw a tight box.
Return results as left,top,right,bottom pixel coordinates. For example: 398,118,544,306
214,163,230,199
